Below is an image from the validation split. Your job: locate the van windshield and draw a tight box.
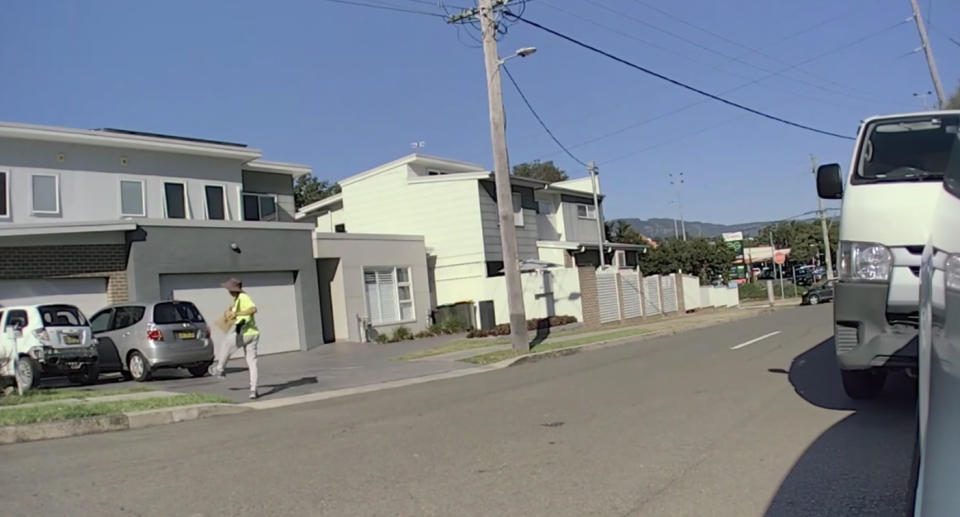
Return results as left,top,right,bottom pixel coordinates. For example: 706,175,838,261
153,302,205,324
857,115,960,183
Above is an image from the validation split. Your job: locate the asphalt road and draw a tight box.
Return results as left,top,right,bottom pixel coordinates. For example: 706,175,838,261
1,305,916,517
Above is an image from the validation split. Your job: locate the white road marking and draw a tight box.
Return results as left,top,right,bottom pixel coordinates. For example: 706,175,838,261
730,331,782,350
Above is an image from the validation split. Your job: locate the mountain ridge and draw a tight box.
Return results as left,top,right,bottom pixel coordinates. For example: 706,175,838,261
614,217,806,239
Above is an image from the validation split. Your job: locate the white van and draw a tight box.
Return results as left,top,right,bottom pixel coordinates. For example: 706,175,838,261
817,110,960,399
912,119,960,515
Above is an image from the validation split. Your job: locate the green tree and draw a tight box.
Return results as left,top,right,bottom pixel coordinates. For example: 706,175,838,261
513,160,569,183
947,82,960,109
757,220,839,266
294,175,341,209
608,220,645,245
638,237,735,283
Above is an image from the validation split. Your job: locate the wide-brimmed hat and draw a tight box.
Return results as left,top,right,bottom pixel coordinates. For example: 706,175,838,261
221,278,243,292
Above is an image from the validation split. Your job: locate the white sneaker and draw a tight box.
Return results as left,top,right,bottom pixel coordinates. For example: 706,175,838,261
249,389,258,400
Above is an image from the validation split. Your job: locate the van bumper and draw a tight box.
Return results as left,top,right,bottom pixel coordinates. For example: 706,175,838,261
834,282,918,370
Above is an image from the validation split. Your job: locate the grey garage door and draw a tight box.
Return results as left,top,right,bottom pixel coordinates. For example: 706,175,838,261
159,272,302,356
0,278,108,318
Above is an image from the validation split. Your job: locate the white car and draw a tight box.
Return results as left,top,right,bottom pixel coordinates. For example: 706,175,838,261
0,304,100,389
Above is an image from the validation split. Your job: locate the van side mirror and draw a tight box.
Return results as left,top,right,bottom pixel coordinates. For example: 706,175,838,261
817,163,843,199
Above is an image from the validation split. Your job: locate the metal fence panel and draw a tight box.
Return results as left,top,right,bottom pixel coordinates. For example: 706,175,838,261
620,272,643,319
597,272,621,323
662,274,679,313
643,274,662,316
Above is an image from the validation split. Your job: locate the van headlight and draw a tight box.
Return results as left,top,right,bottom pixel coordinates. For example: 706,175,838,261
946,255,960,292
839,242,893,282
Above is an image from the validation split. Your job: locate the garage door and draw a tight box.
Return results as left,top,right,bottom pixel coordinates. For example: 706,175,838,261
0,278,108,318
159,272,302,356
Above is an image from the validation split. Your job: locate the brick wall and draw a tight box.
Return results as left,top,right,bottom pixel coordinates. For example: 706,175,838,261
0,244,130,304
578,266,600,327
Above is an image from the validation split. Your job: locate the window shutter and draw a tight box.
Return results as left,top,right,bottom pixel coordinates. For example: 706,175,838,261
377,270,398,323
364,271,381,324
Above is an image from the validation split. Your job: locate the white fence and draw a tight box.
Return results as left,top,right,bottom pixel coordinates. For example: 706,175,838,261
699,285,740,308
642,274,662,316
596,272,621,323
682,275,701,311
620,272,643,319
661,275,679,314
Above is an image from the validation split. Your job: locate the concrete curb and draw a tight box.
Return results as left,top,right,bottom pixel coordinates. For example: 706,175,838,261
0,403,249,445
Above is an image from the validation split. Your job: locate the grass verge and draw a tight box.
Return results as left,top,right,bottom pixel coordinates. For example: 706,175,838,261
461,327,653,365
0,387,154,407
398,337,511,361
0,394,232,426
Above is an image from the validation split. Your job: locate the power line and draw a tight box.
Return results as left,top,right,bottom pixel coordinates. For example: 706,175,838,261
582,0,899,107
322,0,447,17
502,65,588,167
507,13,854,140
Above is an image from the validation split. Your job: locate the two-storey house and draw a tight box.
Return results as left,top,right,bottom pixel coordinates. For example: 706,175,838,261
0,122,322,355
298,154,645,330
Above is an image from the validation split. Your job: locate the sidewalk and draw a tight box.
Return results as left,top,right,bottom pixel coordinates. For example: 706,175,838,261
92,333,478,403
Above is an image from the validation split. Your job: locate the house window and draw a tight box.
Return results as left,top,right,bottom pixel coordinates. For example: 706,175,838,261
242,193,278,221
120,179,146,217
163,182,188,219
513,192,523,227
334,223,346,233
31,174,60,214
577,203,597,220
615,250,627,268
0,170,8,218
364,267,415,325
204,185,226,220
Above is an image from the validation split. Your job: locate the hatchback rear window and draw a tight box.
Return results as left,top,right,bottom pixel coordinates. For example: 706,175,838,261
153,302,205,324
39,305,88,327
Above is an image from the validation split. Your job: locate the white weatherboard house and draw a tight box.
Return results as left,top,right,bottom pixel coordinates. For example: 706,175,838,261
0,122,323,355
298,154,645,332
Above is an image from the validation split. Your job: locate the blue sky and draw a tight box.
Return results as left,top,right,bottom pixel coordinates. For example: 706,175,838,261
2,0,958,224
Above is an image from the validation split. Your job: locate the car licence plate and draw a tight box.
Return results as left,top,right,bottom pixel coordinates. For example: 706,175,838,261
63,334,81,345
176,331,197,340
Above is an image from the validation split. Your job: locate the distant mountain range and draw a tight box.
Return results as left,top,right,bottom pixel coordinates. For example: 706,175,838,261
615,217,808,240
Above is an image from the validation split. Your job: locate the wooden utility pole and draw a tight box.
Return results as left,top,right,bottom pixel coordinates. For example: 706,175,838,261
811,155,835,280
909,0,946,107
474,0,528,352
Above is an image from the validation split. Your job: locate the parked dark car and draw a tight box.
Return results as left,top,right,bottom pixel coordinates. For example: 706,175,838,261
88,301,214,381
801,280,835,305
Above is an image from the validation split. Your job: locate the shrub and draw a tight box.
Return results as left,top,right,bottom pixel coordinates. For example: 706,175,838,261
392,327,413,341
414,330,434,339
428,323,444,335
440,318,467,334
374,334,390,344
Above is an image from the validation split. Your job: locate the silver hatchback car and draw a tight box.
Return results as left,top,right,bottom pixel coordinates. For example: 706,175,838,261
88,301,214,381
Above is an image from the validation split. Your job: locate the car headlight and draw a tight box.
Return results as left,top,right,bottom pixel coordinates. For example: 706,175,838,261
839,241,893,282
946,254,960,292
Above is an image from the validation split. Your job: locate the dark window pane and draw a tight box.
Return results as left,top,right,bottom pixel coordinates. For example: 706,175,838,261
242,194,260,221
205,185,225,220
153,302,205,324
90,311,112,333
334,223,346,233
0,172,7,216
5,310,28,330
39,305,87,326
164,183,186,219
259,196,277,220
113,306,146,330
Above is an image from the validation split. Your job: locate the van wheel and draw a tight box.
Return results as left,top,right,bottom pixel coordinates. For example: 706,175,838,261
841,368,887,399
127,352,151,382
15,356,41,389
67,363,100,385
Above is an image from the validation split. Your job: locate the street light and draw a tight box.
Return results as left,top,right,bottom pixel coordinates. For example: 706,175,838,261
498,47,537,65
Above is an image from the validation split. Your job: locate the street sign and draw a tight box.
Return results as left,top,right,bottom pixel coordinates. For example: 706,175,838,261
774,252,786,265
